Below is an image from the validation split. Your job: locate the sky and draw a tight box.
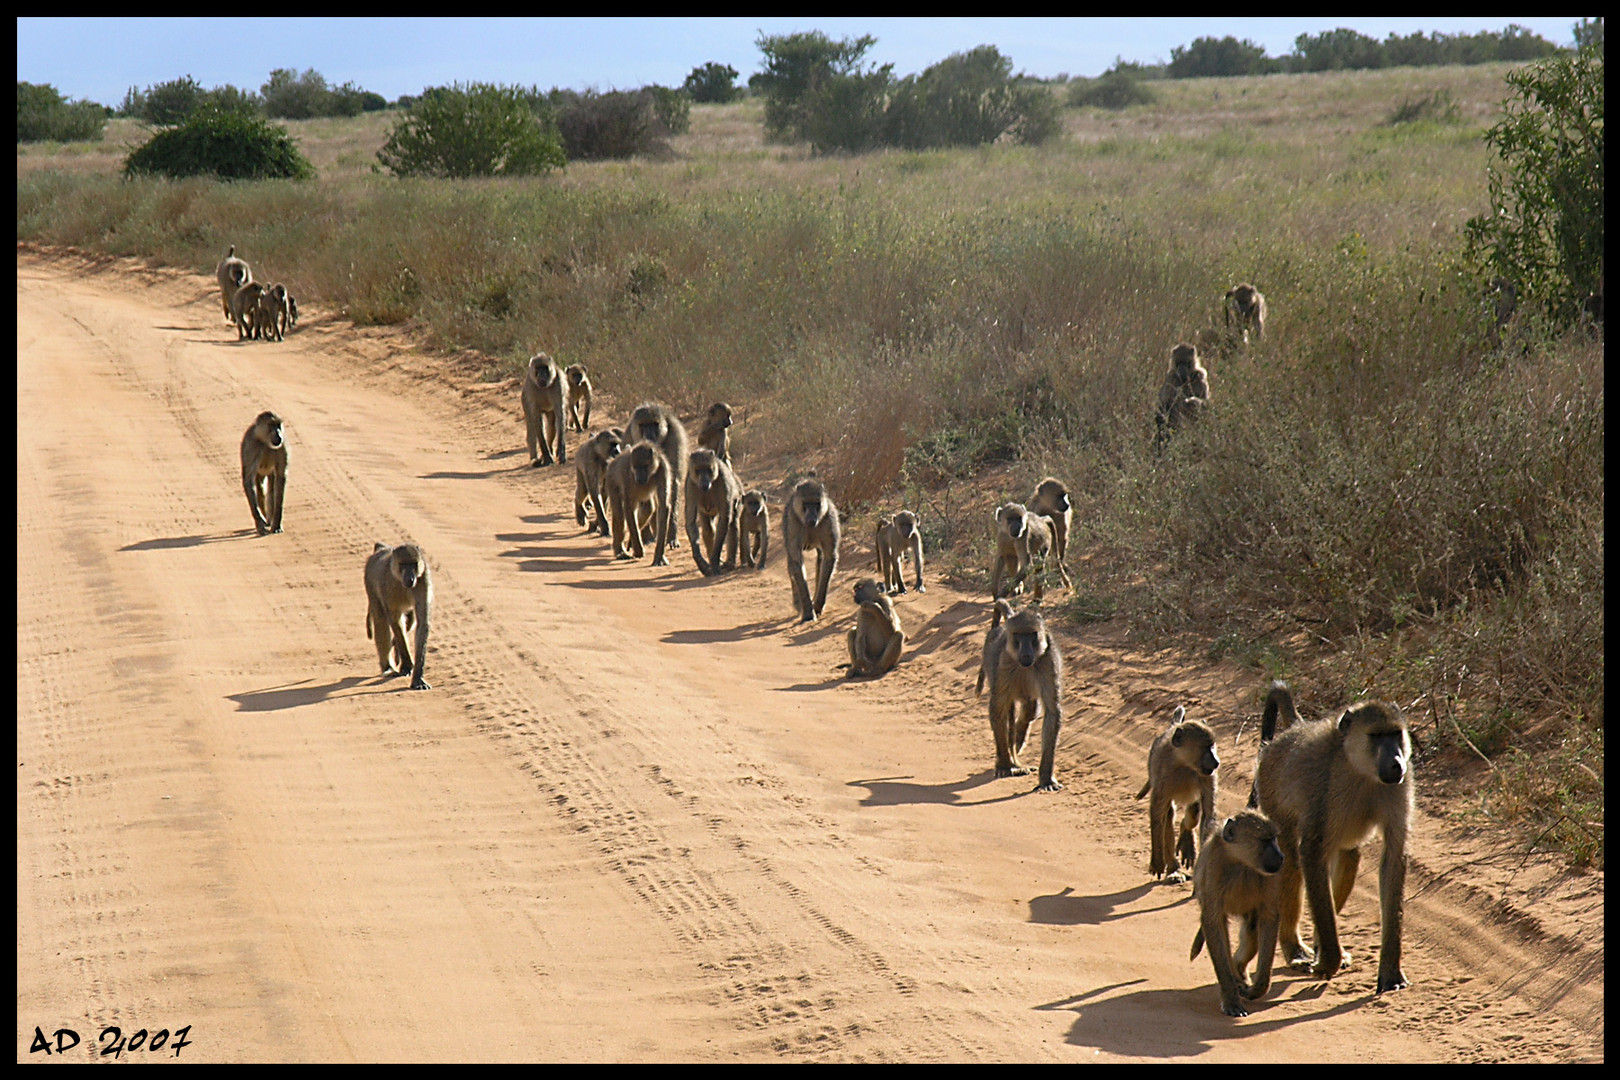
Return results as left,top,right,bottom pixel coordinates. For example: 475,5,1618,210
18,17,1586,108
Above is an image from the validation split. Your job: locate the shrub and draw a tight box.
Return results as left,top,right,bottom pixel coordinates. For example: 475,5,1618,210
17,82,105,143
646,85,691,135
1291,28,1387,72
683,62,741,104
262,68,332,119
555,89,678,160
1167,36,1274,79
123,108,314,180
378,83,565,178
1068,71,1157,110
136,75,204,125
754,30,885,143
885,47,1059,149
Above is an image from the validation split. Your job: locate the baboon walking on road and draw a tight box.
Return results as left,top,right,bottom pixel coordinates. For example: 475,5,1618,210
627,402,689,549
217,246,251,323
230,281,267,341
564,364,592,432
239,410,287,535
739,490,770,569
977,599,1063,791
607,442,674,566
685,447,742,576
1190,810,1286,1017
364,542,433,691
990,502,1051,600
697,402,734,464
522,352,568,466
784,477,840,622
875,510,925,595
1135,705,1219,883
574,428,625,537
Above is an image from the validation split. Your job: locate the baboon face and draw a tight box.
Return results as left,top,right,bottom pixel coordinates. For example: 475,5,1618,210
743,492,767,516
567,364,588,387
632,410,664,445
255,412,285,449
1341,702,1412,786
996,503,1027,539
1228,284,1260,314
795,482,827,527
1223,812,1285,874
628,443,662,487
1172,721,1219,776
1004,612,1048,668
690,449,720,491
529,353,559,386
392,547,424,590
706,402,733,429
591,429,624,461
893,510,918,540
1034,479,1070,514
1171,343,1199,371
853,577,885,605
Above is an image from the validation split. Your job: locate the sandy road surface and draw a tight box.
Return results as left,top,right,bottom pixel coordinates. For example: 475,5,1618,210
17,251,1601,1062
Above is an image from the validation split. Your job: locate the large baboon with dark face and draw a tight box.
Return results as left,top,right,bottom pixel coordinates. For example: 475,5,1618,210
364,542,433,691
783,477,840,622
521,352,568,466
976,599,1063,792
627,402,689,550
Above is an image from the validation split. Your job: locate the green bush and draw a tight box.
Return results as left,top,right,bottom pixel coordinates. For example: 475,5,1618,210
1067,71,1157,110
555,89,678,160
755,30,886,144
683,62,741,104
17,82,105,142
1167,36,1274,78
377,83,565,178
885,47,1059,149
646,85,691,135
123,108,314,180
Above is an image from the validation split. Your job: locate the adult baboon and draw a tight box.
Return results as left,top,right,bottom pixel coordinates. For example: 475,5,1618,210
230,281,267,341
1189,810,1286,1017
564,363,593,432
216,246,252,323
739,490,770,569
845,577,904,677
606,441,674,566
990,502,1051,600
521,352,568,466
1253,682,1414,992
977,599,1063,791
1154,343,1211,448
1224,282,1267,345
685,447,742,576
697,401,734,464
1028,477,1073,588
255,283,290,342
627,402,689,549
783,476,840,622
239,410,287,535
1135,705,1219,883
574,428,625,537
874,510,925,595
364,542,433,690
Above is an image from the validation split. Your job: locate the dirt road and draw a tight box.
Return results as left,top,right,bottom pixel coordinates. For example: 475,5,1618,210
16,251,1602,1062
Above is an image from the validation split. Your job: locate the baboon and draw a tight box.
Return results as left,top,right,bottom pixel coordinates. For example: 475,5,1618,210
230,281,267,341
1154,343,1211,448
697,401,734,464
521,352,568,466
627,402,689,549
564,363,593,432
216,246,251,323
1135,705,1219,883
285,293,300,331
783,477,841,622
239,410,287,535
363,542,433,690
845,577,904,677
1028,477,1074,588
739,490,770,569
255,283,290,342
1189,810,1286,1017
574,428,625,537
976,599,1063,791
990,502,1051,600
874,510,926,595
685,448,743,576
1252,681,1413,992
606,441,674,566
1224,282,1267,344
1247,681,1302,809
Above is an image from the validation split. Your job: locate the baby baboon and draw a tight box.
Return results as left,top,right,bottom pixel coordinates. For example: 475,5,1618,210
990,502,1052,600
1224,282,1268,345
845,577,904,677
874,510,925,595
783,477,841,622
216,246,251,323
564,363,592,432
239,410,288,535
606,441,674,566
739,490,770,569
977,599,1063,791
1028,477,1074,588
521,352,568,466
1189,810,1286,1017
363,542,433,690
1135,705,1219,883
1253,682,1414,992
230,281,267,341
697,401,734,465
574,428,625,537
1154,343,1211,448
627,402,689,549
255,283,290,343
685,447,743,576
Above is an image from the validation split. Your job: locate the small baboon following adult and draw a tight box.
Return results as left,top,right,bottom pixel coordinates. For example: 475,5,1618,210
239,410,288,535
697,401,734,465
783,476,841,622
216,246,252,323
844,577,904,677
1189,810,1287,1017
363,542,433,690
738,490,770,569
874,510,925,595
606,441,674,565
990,502,1052,600
1224,282,1267,345
255,283,290,342
1154,343,1212,448
1252,680,1414,992
685,447,743,576
230,281,267,341
976,599,1063,790
1028,477,1074,588
564,363,593,432
285,292,300,331
627,402,689,549
574,428,625,537
1135,705,1220,883
521,352,568,466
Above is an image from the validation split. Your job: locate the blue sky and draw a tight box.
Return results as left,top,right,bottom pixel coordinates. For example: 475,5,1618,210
18,17,1585,108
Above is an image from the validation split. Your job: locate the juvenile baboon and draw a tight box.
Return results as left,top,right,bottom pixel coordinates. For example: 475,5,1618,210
685,447,743,576
874,510,926,595
1224,282,1268,345
1028,477,1074,588
783,477,841,622
1252,682,1414,992
606,441,674,566
1135,705,1219,883
285,293,300,331
627,402,689,549
1189,810,1286,1017
564,363,593,432
521,352,568,466
977,599,1063,791
990,502,1052,600
216,246,252,323
239,410,287,535
739,490,770,569
255,283,290,342
230,281,267,341
845,577,904,677
574,428,625,537
363,542,433,691
1154,343,1212,448
697,401,734,464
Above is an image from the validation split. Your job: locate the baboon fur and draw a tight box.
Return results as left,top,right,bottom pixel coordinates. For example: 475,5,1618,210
1028,477,1074,588
606,441,674,566
783,477,841,622
739,490,770,569
230,281,267,341
875,509,925,595
846,577,904,677
990,502,1051,600
1135,705,1219,882
364,542,433,690
255,283,290,342
1224,282,1267,345
239,410,287,536
217,246,252,323
521,352,568,466
564,363,592,432
685,447,743,576
627,403,689,550
1190,810,1286,1017
697,401,734,465
977,599,1063,791
1155,343,1212,443
574,428,625,537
